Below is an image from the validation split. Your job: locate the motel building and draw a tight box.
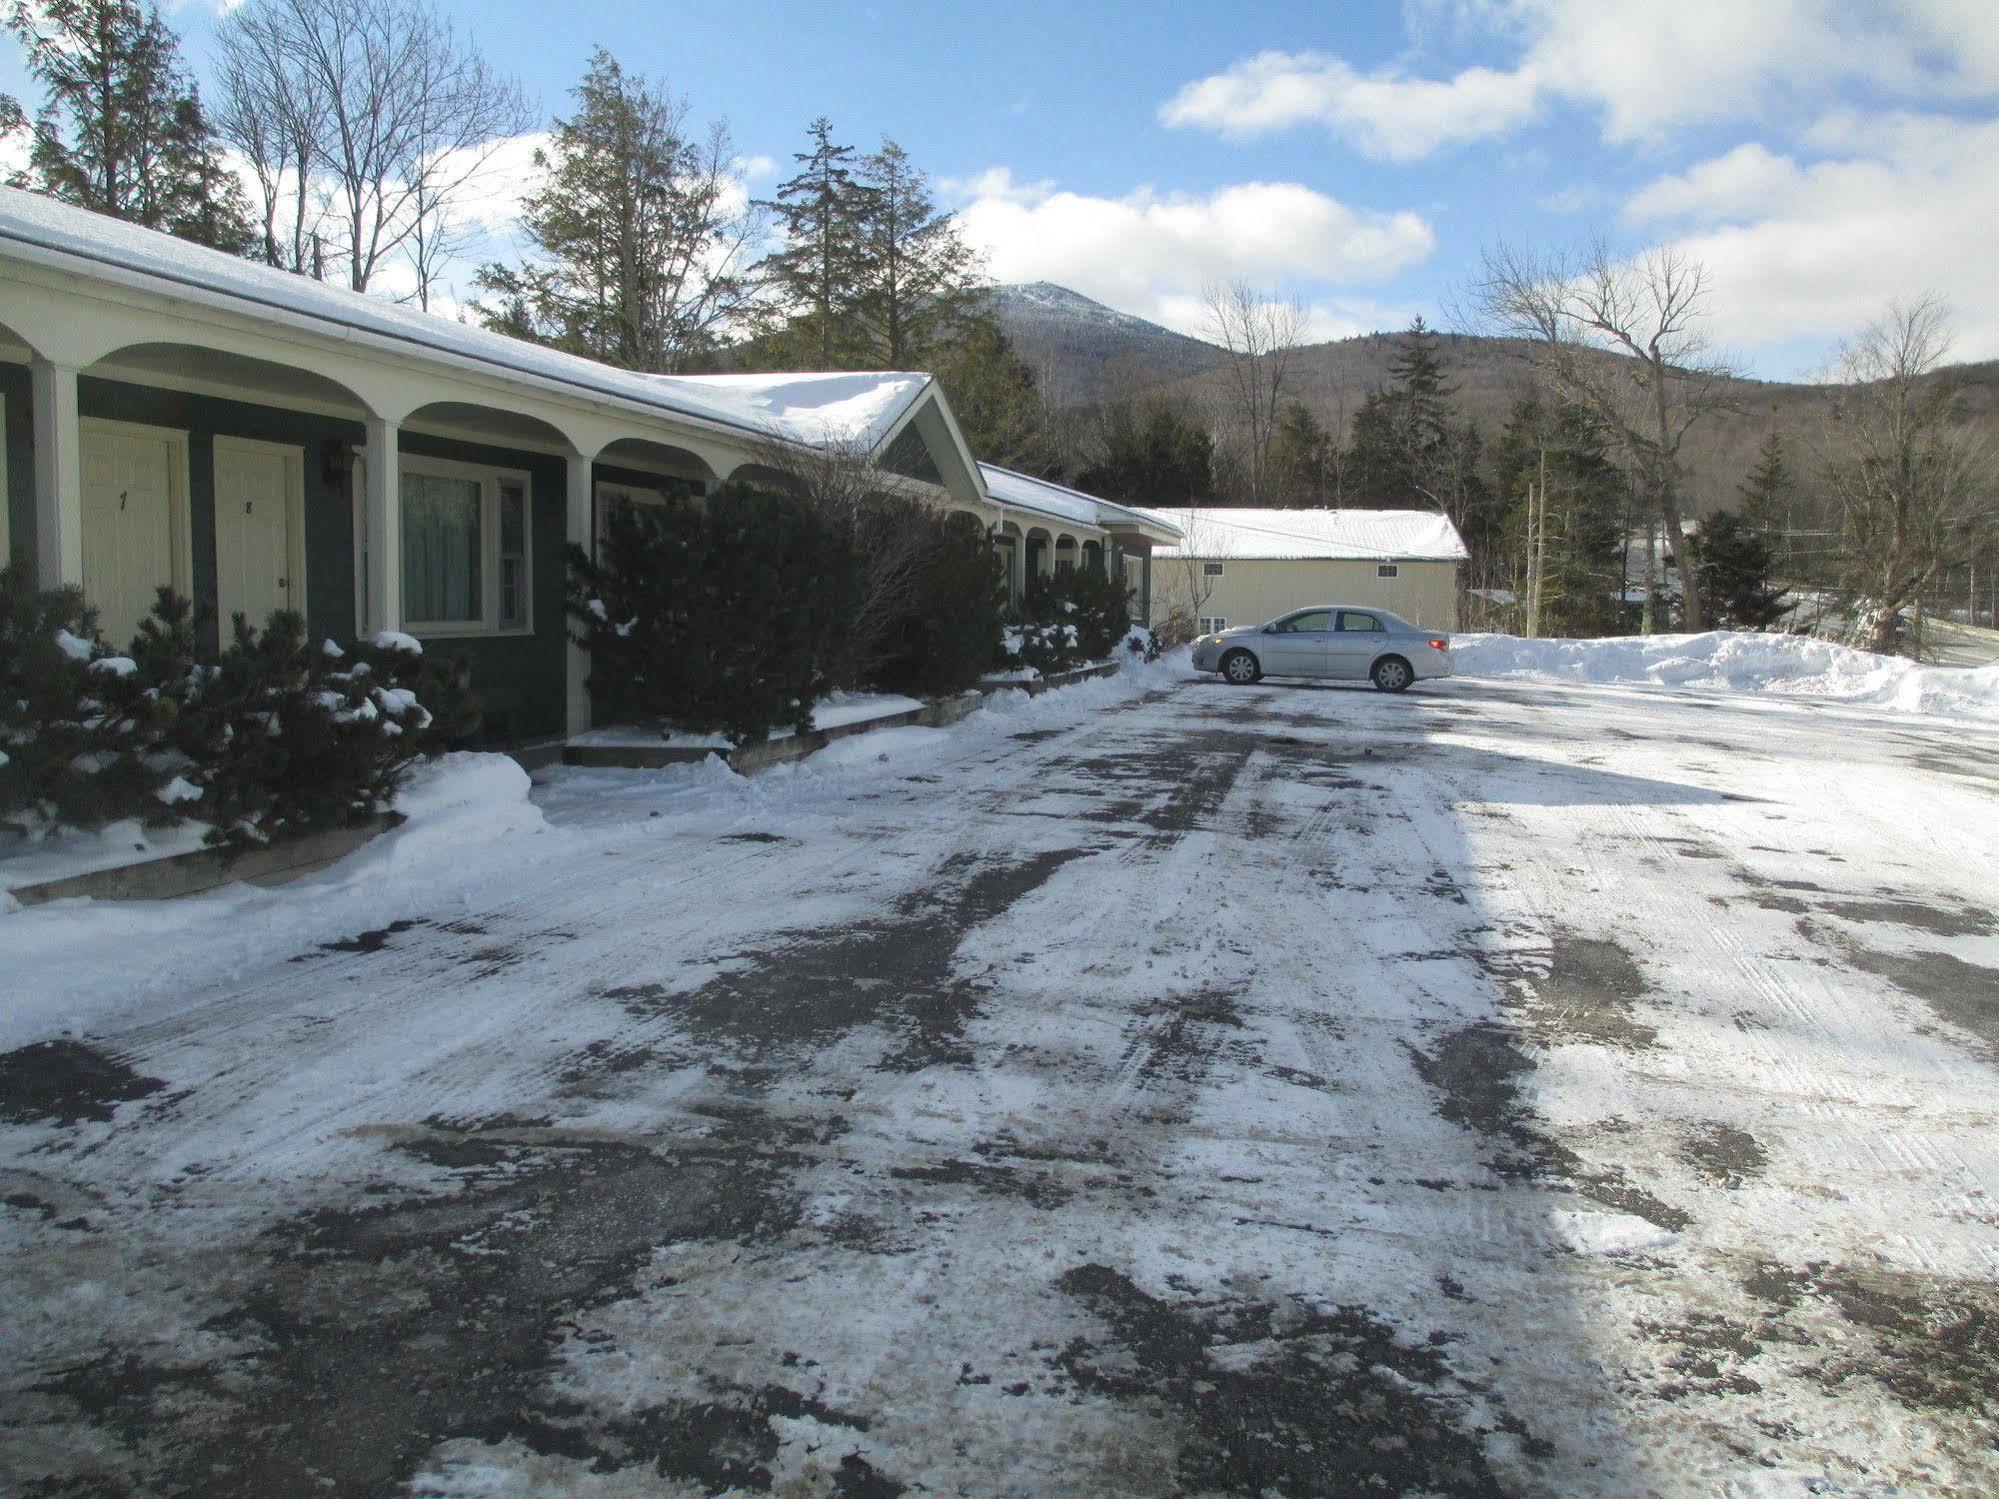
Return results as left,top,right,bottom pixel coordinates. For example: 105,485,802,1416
0,189,1179,750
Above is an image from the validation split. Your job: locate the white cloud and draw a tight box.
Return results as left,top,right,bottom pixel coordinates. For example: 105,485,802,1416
951,172,1435,335
1624,142,1800,223
1162,1,1999,158
1621,114,1999,361
430,131,551,235
1160,51,1540,160
939,166,1056,207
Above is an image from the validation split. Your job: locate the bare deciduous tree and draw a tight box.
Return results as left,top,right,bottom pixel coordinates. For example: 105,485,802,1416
1818,296,1996,655
1202,280,1306,506
1469,239,1739,631
214,7,326,274
1150,508,1236,643
216,0,531,295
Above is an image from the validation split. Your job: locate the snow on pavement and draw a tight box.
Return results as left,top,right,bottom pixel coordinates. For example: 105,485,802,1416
3,659,1998,1495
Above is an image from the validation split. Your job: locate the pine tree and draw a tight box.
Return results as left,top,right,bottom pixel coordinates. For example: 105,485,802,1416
1691,510,1790,629
757,118,875,369
850,140,983,368
1736,432,1797,572
1269,402,1337,507
1343,317,1460,507
1076,405,1213,506
1387,315,1453,442
476,51,756,372
935,315,1058,474
1493,399,1629,637
6,0,252,252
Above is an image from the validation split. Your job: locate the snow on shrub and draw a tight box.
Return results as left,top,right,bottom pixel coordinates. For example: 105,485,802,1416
999,566,1135,678
1,569,173,835
0,569,478,850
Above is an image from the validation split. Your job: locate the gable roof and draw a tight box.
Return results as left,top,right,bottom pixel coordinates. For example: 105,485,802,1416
0,187,927,452
1142,507,1469,563
978,464,1182,540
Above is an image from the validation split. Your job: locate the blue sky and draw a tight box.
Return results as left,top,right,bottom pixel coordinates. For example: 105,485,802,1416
5,1,1996,378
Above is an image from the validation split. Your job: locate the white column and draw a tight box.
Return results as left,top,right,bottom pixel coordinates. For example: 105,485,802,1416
565,451,593,737
1010,528,1026,605
361,413,401,634
31,357,82,588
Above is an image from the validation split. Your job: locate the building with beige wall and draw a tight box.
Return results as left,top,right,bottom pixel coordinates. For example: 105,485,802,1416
1139,508,1469,635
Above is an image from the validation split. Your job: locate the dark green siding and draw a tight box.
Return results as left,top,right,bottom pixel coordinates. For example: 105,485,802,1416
401,430,569,743
2,368,571,745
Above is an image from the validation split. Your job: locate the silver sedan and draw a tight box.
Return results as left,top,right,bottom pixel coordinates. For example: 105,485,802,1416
1190,607,1455,692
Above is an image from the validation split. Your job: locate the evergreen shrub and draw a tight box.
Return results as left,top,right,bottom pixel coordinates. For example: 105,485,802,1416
569,482,861,744
0,569,171,835
1001,566,1135,678
0,567,476,850
870,509,1006,696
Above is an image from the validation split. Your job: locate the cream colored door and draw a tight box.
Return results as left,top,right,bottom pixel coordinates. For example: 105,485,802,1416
213,438,304,629
82,421,185,646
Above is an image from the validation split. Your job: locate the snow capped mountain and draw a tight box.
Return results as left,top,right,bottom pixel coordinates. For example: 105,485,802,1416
991,282,1221,404
994,282,1191,340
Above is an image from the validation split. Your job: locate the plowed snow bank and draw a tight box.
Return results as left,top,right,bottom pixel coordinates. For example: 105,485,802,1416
1454,631,1999,722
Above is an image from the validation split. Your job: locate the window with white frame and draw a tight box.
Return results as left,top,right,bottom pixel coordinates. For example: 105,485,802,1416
1377,563,1400,578
1199,616,1227,632
401,459,532,635
1203,561,1225,577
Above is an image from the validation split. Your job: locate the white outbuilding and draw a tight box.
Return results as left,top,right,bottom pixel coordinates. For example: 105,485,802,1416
1139,507,1470,634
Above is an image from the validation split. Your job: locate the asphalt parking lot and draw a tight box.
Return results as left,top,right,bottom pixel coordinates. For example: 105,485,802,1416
5,673,1997,1495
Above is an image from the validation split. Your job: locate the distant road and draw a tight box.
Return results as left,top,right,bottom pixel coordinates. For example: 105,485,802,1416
1931,619,1999,666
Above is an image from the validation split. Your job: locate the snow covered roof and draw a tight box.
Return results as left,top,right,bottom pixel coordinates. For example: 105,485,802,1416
978,464,1182,540
0,188,928,451
1142,507,1469,563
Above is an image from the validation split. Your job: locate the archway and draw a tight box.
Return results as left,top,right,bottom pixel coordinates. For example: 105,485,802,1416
1024,526,1053,582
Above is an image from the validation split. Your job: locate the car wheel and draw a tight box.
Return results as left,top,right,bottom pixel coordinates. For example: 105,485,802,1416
1371,655,1413,693
1221,649,1262,685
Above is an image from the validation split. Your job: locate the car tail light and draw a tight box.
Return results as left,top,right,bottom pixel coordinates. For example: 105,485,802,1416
1428,638,1448,650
